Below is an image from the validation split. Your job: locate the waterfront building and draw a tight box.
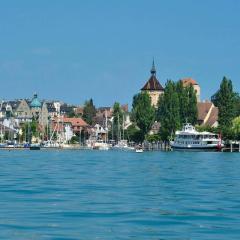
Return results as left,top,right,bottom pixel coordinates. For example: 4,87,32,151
141,61,164,107
90,124,108,142
29,93,49,127
74,106,84,116
149,121,161,135
0,123,17,141
0,101,20,119
15,99,32,120
50,116,89,143
46,101,59,118
181,78,201,102
0,94,49,127
197,101,218,127
60,103,77,116
63,117,89,134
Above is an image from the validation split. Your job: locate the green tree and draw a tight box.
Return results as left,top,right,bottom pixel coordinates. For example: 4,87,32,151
126,124,144,143
176,81,188,124
157,80,180,141
234,94,240,117
176,81,198,125
30,120,38,137
187,84,198,125
211,77,236,128
131,92,155,141
145,134,161,142
67,108,76,118
111,102,124,142
232,116,240,140
82,98,96,125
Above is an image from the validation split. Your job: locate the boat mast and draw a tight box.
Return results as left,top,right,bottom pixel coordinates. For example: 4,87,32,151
117,113,120,143
122,114,125,141
105,110,108,143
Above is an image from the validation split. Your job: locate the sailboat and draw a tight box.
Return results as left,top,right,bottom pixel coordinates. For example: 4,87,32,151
43,114,63,149
112,114,134,151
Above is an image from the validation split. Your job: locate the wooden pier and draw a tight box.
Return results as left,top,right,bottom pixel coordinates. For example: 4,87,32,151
222,141,240,152
143,141,172,151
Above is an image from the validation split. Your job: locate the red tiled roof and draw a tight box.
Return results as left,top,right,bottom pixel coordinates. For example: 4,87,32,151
63,117,88,127
181,78,198,86
141,75,164,91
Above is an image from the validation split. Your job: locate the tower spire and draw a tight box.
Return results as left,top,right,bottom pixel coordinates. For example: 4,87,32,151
150,58,156,75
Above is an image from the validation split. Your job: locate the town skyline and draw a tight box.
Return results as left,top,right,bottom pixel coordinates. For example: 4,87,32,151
0,1,240,106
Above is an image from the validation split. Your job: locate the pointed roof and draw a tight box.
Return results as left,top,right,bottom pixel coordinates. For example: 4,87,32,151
141,60,164,91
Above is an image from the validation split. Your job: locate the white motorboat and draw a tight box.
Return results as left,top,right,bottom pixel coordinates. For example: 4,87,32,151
112,140,135,151
93,140,110,151
170,123,224,151
135,148,143,153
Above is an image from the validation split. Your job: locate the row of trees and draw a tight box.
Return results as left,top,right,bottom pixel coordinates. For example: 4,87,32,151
157,80,197,140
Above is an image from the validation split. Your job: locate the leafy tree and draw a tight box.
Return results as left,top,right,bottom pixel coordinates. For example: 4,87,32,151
176,81,198,125
82,98,96,125
211,77,236,128
232,116,240,140
195,125,217,133
145,134,161,142
30,120,38,137
234,94,240,117
131,92,155,140
111,102,124,142
126,124,144,143
187,84,198,125
176,81,188,124
157,80,180,141
70,136,79,144
67,108,77,118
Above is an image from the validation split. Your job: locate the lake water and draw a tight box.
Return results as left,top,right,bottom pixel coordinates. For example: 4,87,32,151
0,150,240,239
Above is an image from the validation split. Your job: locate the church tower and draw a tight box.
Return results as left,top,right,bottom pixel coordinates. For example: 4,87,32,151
141,60,164,107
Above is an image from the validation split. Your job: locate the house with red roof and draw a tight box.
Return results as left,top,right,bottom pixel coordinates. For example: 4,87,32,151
63,117,89,134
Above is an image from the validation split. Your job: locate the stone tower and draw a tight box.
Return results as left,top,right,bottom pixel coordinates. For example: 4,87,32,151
141,60,164,107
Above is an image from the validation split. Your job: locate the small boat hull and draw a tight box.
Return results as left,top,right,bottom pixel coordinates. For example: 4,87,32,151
30,144,41,150
170,144,223,151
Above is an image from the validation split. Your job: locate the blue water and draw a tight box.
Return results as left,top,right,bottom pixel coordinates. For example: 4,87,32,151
0,150,240,239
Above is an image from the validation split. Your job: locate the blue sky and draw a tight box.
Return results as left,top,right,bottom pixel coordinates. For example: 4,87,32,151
0,0,239,107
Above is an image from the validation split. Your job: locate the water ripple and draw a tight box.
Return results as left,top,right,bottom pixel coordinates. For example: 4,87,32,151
0,151,240,239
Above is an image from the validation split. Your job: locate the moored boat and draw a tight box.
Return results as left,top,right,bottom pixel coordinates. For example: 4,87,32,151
92,140,110,151
30,143,41,150
170,123,223,151
135,148,143,153
112,140,135,151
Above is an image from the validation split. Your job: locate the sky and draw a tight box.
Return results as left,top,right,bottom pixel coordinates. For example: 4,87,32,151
0,0,240,107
